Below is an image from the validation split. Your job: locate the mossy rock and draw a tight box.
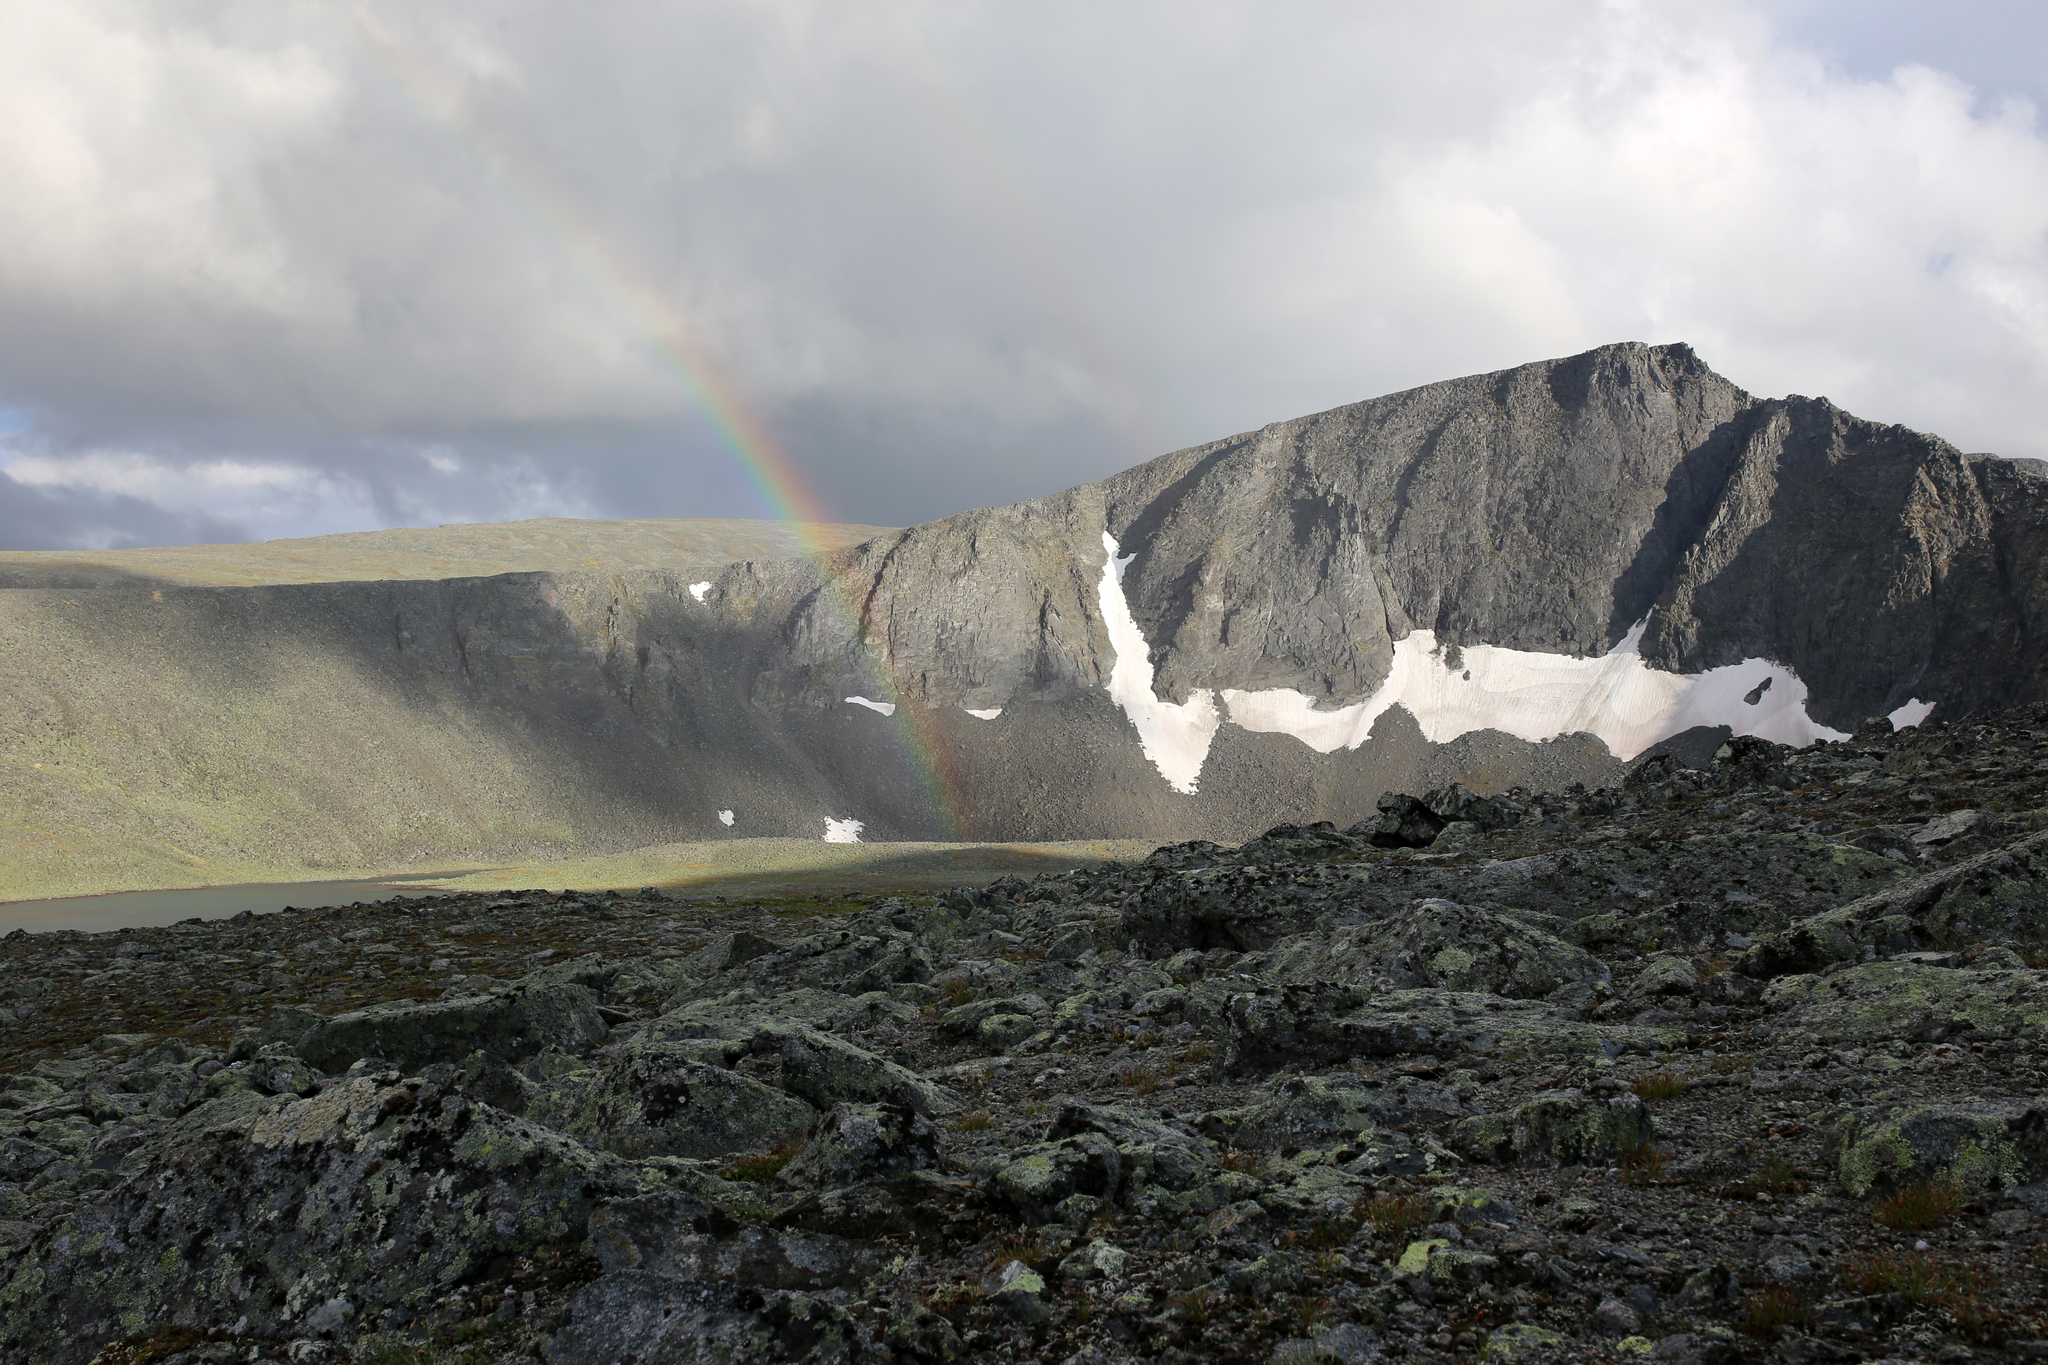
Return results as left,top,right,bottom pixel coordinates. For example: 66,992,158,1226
1762,961,2048,1048
1824,1097,2048,1196
1449,1088,1654,1167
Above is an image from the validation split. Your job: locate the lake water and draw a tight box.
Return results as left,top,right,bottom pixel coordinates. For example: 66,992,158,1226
0,875,463,935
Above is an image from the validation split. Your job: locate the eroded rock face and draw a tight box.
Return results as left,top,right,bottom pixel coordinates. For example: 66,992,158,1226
4,707,2048,1364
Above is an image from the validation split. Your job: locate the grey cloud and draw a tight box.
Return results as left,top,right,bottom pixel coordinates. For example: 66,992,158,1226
0,473,249,551
2,0,2047,549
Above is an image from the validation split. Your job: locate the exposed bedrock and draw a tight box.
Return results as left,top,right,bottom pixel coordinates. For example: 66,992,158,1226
2,342,2043,883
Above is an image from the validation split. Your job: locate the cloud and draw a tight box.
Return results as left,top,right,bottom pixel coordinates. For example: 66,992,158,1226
0,471,249,552
0,1,2045,547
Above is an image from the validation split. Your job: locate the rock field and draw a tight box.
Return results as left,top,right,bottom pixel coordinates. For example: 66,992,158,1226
4,710,2048,1365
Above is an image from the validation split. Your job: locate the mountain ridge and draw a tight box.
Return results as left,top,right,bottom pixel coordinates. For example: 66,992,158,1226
1,341,2043,897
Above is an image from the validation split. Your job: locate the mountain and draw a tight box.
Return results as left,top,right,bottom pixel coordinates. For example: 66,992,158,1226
2,342,2043,896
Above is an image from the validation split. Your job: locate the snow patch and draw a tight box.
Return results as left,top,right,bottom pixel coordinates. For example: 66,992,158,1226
1096,532,1221,794
845,696,896,716
965,708,1003,720
717,809,734,827
688,581,711,602
823,817,864,843
1888,698,1935,729
1093,526,1855,793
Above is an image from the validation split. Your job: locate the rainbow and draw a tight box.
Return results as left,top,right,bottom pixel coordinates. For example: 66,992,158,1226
339,15,976,837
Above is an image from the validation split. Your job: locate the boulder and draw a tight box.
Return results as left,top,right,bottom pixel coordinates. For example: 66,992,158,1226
296,974,609,1073
1824,1097,2048,1196
564,1042,817,1158
1271,899,1609,999
5,1075,661,1364
1761,961,2048,1048
1449,1089,1655,1167
778,1027,960,1116
544,1272,858,1365
1742,827,2048,976
1224,984,1681,1074
776,1102,945,1190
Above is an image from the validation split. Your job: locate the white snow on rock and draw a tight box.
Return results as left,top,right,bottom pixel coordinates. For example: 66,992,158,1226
1096,532,1221,794
688,581,712,602
1095,527,1853,792
965,708,1004,720
1888,698,1935,729
717,809,735,827
823,817,864,843
845,696,897,716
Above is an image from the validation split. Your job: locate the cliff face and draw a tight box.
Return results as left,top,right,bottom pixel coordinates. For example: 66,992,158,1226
2,342,2043,895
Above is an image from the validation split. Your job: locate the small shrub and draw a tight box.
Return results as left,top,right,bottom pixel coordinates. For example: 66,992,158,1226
1291,1294,1334,1335
1165,1288,1219,1325
1125,1068,1160,1095
1185,1039,1216,1063
1838,1250,1999,1331
953,1110,994,1132
1873,1177,1964,1231
721,1141,802,1184
989,1230,1053,1270
1738,1287,1811,1337
938,978,974,1007
1363,1192,1434,1239
1219,1149,1269,1175
1756,1154,1807,1194
1619,1143,1670,1186
1631,1069,1691,1101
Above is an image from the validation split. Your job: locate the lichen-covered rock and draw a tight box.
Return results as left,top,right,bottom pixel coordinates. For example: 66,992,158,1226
983,1259,1051,1324
1269,899,1609,1000
1224,984,1680,1074
543,1272,858,1364
563,1042,816,1158
777,1102,944,1190
778,1027,960,1115
1627,954,1702,999
993,1132,1123,1222
1760,961,2048,1048
1449,1089,1655,1167
0,1075,665,1365
1058,1237,1129,1280
1743,828,2048,977
1824,1097,2048,1196
1201,1075,1386,1150
296,973,609,1073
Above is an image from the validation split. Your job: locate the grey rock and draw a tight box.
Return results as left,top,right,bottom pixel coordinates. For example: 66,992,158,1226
296,974,608,1073
1449,1089,1655,1167
563,1043,816,1158
777,1026,961,1116
1592,1296,1643,1337
982,1259,1051,1325
776,1102,944,1189
1824,1096,2048,1196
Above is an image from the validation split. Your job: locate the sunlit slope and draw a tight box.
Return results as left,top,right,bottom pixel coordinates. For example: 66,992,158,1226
0,517,894,589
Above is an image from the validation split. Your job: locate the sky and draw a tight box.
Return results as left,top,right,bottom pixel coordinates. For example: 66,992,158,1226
1,1,2045,549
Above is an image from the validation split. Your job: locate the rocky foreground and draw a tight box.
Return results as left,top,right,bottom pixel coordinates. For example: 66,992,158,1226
4,715,2048,1365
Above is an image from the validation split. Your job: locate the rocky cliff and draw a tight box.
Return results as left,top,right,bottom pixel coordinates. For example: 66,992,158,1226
2,343,2043,893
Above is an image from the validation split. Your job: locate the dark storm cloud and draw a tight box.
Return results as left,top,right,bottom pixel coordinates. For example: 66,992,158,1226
1,1,2046,547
